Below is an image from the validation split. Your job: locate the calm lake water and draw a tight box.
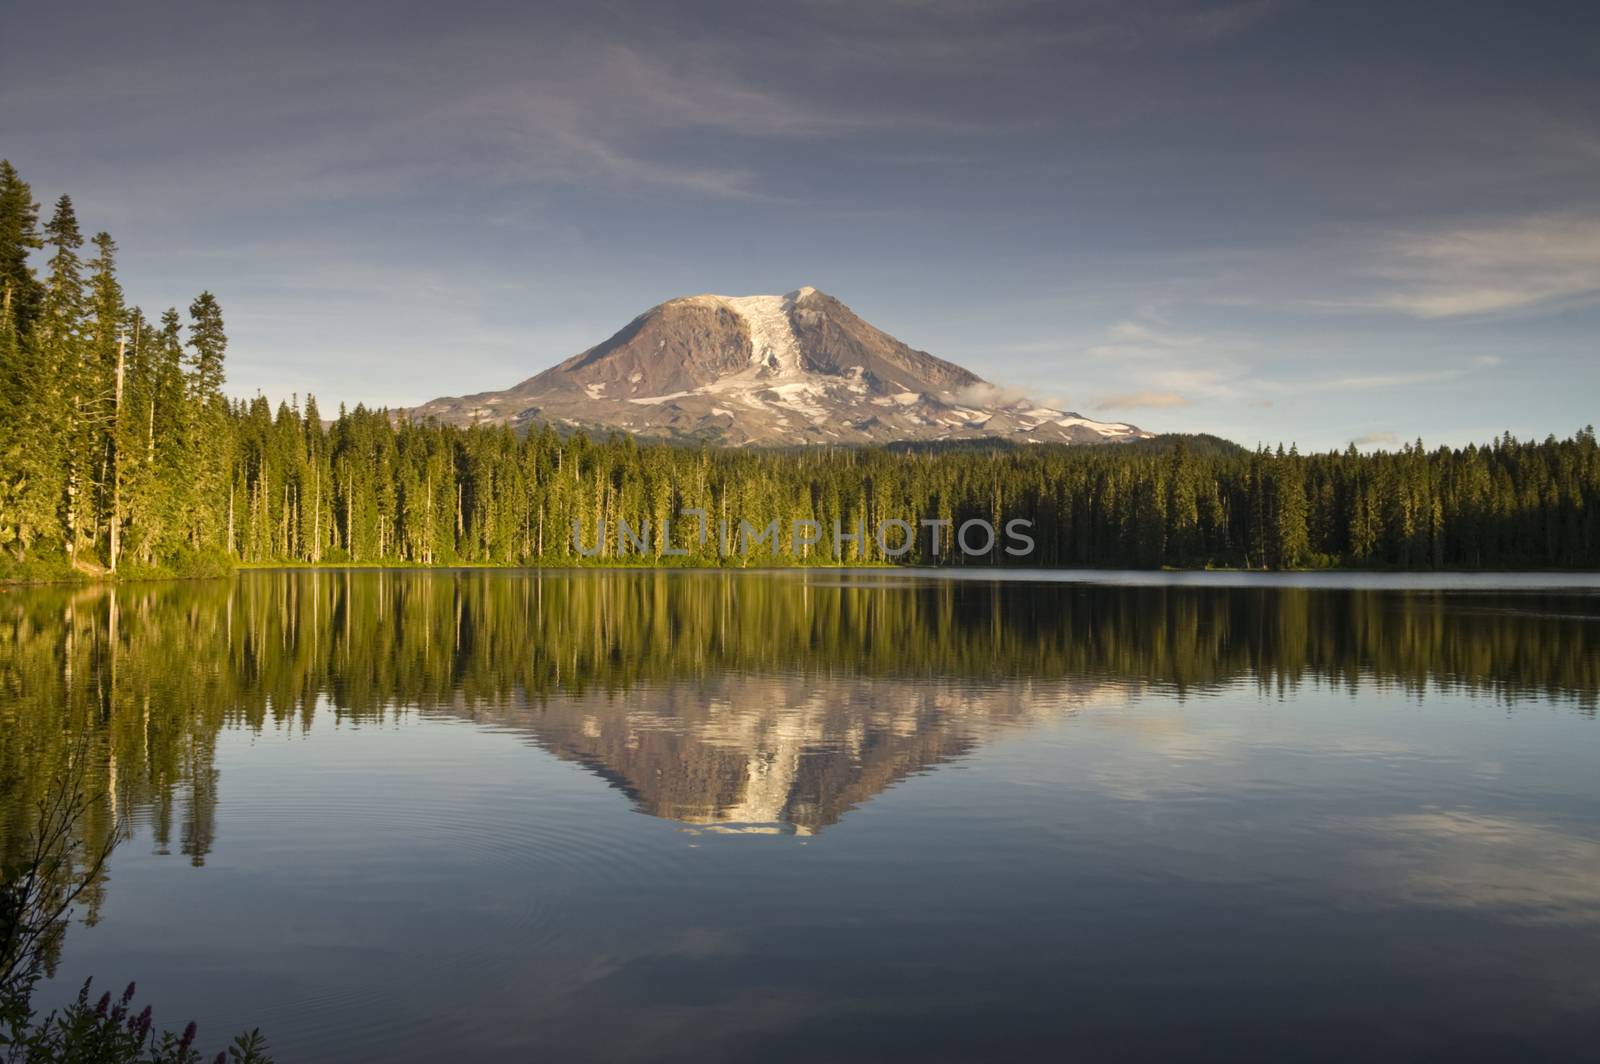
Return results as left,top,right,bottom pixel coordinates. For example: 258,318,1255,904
5,569,1600,1062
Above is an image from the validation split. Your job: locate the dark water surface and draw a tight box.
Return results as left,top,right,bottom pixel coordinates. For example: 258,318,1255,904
5,570,1600,1062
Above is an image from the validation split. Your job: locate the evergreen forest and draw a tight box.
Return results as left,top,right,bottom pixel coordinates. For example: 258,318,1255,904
2,161,1595,580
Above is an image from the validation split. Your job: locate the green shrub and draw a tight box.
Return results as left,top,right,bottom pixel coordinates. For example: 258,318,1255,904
0,555,82,586
1,974,271,1064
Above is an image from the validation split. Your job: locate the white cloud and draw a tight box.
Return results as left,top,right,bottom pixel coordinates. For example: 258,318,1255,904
952,381,1034,407
1086,319,1216,360
1372,214,1600,318
0,29,916,209
1098,390,1190,410
1080,318,1258,405
1310,370,1460,392
1105,321,1208,346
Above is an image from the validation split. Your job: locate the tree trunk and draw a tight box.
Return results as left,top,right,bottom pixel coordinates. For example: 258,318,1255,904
109,333,126,572
312,462,322,562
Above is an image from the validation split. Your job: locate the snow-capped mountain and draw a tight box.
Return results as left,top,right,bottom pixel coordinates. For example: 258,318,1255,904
408,287,1149,445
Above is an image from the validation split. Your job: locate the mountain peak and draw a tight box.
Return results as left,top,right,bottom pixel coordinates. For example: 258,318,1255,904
667,285,821,311
409,289,1150,446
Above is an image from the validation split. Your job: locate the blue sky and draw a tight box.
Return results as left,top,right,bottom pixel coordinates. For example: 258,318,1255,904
5,0,1597,450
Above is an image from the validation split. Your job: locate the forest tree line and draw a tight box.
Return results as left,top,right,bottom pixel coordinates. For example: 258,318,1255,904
2,161,1596,577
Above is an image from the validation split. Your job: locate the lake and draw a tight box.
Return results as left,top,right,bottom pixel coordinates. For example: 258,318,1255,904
4,569,1599,1062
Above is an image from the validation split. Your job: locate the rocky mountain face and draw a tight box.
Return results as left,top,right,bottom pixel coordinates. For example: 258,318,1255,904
409,287,1149,445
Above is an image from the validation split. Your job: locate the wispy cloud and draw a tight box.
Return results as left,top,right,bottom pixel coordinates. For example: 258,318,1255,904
1070,310,1501,429
1371,214,1600,318
1098,390,1190,409
796,0,1279,66
1086,319,1223,361
1351,431,1398,446
1080,318,1256,403
1309,370,1461,392
0,26,917,209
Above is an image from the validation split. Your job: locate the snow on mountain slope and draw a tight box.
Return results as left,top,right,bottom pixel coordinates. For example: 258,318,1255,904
407,287,1150,446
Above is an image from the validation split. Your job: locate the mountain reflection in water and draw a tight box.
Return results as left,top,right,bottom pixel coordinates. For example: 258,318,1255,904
487,674,1135,834
3,570,1600,1064
3,569,1596,860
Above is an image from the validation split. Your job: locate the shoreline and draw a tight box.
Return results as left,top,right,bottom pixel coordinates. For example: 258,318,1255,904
7,559,1599,589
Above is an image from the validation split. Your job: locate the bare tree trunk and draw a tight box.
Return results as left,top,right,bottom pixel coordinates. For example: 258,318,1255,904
108,333,126,572
144,314,155,469
66,469,82,564
257,467,267,563
65,381,81,565
312,462,321,562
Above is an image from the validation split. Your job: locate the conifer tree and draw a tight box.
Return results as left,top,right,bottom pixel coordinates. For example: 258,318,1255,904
0,161,43,337
1272,445,1310,569
86,232,126,566
41,196,88,562
185,291,231,551
0,162,44,554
